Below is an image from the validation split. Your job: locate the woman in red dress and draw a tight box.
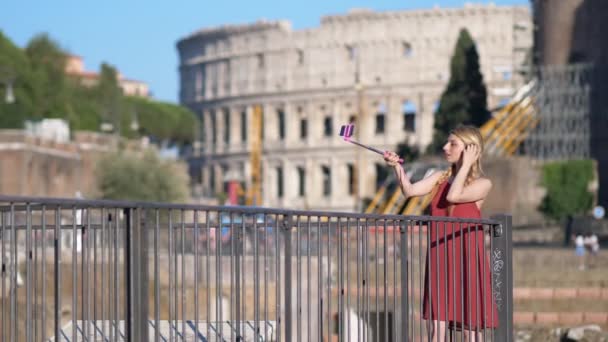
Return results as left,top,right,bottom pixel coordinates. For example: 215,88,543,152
384,125,497,341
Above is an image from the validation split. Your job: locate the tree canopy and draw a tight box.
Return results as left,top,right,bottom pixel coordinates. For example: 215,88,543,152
0,31,197,144
97,150,189,202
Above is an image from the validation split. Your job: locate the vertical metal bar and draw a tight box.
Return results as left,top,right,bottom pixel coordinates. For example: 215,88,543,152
253,212,259,341
205,211,211,341
235,213,242,341
392,219,397,342
1,211,5,342
355,218,360,342
264,214,269,342
425,220,434,340
218,212,224,342
490,221,495,342
467,222,472,342
34,206,39,342
475,223,480,337
296,216,301,342
113,208,124,341
374,218,379,342
283,214,293,341
154,210,160,342
173,210,179,340
194,210,199,342
275,215,281,342
100,208,106,339
417,220,422,341
491,215,513,342
230,212,235,342
306,216,311,342
441,220,447,342
337,217,342,342
106,209,111,341
168,210,174,342
327,217,332,342
181,210,186,340
347,218,352,342
451,220,456,342
241,214,245,335
94,208,99,342
356,218,361,342
400,220,409,342
89,210,99,339
382,219,388,341
415,220,420,341
25,203,32,342
460,221,465,342
54,208,61,342
124,208,133,341
364,219,370,342
109,209,114,342
71,206,77,342
9,204,16,342
84,209,90,340
482,221,487,341
316,216,322,342
139,208,150,342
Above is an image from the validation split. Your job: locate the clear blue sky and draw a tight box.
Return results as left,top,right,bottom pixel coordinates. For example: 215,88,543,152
1,0,529,103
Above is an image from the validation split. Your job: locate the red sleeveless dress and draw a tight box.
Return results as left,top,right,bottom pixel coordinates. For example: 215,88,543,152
422,180,499,329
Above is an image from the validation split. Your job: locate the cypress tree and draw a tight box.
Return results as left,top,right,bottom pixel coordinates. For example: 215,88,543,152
429,28,489,153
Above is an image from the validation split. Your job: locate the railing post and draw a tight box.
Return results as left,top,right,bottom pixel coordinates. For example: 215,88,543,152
137,208,149,341
124,208,148,341
124,208,133,341
282,214,293,341
490,214,513,342
399,220,409,341
235,217,242,340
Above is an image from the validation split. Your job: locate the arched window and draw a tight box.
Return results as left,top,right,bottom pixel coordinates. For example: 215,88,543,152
322,166,331,196
402,41,413,58
376,103,387,134
402,101,417,132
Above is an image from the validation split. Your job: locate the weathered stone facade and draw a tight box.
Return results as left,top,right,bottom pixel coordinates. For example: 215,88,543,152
0,130,146,198
177,4,532,211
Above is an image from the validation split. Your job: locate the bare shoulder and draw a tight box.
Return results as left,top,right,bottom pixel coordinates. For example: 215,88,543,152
425,170,444,181
472,177,492,189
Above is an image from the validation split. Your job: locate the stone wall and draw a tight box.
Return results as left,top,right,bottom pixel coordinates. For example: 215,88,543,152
0,130,139,198
482,156,547,227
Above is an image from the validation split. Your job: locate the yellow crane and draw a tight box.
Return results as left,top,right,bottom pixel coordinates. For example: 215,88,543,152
245,104,263,206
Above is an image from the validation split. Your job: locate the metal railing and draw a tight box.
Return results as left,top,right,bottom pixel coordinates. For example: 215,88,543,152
0,196,513,341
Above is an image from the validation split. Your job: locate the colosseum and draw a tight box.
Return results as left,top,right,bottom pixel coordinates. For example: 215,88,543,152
177,3,532,211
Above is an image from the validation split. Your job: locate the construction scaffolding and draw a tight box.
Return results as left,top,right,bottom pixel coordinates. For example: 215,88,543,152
523,63,592,160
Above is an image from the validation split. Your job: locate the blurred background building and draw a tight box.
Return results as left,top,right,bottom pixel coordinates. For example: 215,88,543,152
65,54,150,97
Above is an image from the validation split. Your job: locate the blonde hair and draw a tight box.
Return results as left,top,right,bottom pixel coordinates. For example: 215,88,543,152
436,125,485,187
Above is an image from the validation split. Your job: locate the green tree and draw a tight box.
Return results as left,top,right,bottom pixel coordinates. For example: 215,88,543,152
96,150,189,202
25,34,71,119
429,28,489,153
0,31,198,144
95,63,123,132
0,30,35,127
125,96,197,143
539,159,595,222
